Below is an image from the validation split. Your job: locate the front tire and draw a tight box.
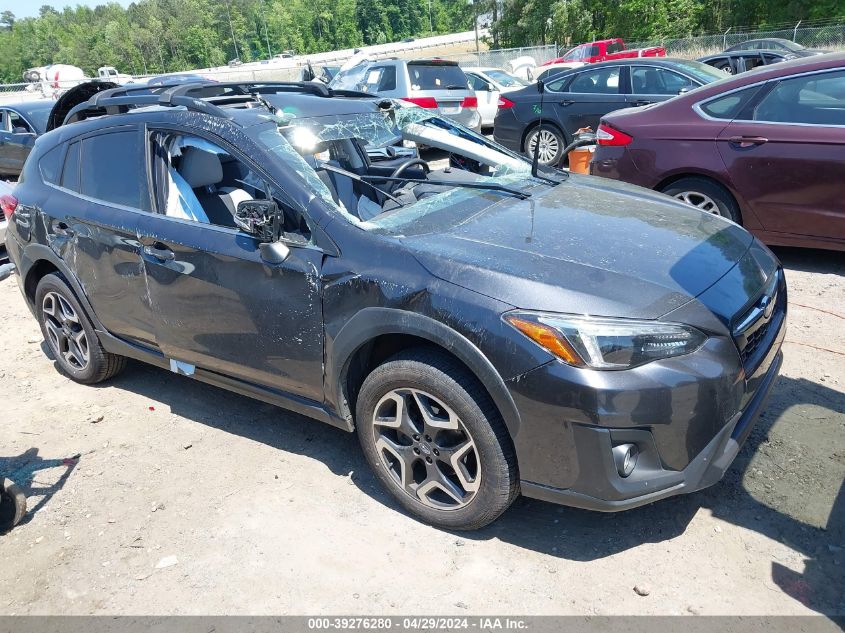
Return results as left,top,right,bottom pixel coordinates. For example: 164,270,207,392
356,348,518,530
661,177,741,223
35,273,126,384
524,124,565,166
0,478,26,532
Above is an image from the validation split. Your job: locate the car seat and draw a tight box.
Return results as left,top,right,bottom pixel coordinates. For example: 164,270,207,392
177,147,253,227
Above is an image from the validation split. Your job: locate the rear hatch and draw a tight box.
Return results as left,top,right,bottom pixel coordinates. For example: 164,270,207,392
404,60,475,115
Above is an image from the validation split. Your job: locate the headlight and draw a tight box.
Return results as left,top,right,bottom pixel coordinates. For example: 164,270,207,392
504,312,707,370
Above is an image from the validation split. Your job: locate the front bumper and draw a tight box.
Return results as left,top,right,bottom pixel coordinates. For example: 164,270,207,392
521,348,782,511
507,271,786,512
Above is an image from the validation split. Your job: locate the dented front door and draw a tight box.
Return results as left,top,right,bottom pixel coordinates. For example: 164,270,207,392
139,217,325,403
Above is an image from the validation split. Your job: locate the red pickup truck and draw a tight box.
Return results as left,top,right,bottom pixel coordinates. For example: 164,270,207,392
541,38,666,66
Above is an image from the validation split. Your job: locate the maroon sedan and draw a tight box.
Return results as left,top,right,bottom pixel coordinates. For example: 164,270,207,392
591,53,845,251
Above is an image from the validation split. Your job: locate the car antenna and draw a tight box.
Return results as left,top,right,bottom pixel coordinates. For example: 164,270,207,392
531,79,545,180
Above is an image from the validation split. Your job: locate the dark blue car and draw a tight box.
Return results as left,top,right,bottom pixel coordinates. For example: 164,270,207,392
0,101,53,178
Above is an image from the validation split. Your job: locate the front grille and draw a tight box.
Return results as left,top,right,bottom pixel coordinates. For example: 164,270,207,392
733,269,784,372
740,318,771,366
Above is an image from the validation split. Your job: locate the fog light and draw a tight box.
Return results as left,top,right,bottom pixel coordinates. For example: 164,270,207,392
612,443,639,478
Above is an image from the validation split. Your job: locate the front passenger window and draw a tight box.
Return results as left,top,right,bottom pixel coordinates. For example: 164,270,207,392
568,67,621,94
8,112,33,134
753,70,845,125
151,133,311,241
631,67,692,95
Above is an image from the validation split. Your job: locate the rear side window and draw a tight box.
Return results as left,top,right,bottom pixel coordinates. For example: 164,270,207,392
61,142,80,191
363,66,397,93
80,131,150,210
377,66,396,91
466,74,488,90
40,145,63,184
699,86,762,120
407,64,468,91
607,41,623,54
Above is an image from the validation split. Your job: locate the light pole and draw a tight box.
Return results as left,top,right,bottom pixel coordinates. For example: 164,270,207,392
428,0,433,35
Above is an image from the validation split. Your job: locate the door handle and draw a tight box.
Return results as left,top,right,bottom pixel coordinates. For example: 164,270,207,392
729,135,768,147
631,100,653,106
54,221,74,237
559,99,575,106
143,243,175,261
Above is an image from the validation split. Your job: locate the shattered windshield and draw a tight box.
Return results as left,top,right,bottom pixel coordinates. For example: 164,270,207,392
254,101,549,234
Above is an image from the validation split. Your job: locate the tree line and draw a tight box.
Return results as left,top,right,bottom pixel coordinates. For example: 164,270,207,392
0,0,474,83
1,0,843,83
490,0,845,48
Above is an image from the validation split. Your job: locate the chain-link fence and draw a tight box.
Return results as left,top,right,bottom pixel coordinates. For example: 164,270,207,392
444,45,559,68
629,22,845,59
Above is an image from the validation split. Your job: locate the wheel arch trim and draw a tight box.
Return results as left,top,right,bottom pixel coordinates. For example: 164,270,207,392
654,171,749,225
19,244,107,332
521,118,569,154
329,307,521,439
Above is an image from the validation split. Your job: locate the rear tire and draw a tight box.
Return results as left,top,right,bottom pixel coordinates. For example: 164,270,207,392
524,124,565,166
662,177,741,224
356,348,518,530
35,273,126,384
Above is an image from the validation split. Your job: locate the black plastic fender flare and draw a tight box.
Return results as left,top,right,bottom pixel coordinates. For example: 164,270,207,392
328,307,521,439
17,243,106,332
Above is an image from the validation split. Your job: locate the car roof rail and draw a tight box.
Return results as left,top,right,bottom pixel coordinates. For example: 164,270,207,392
160,80,332,100
61,80,343,126
63,92,233,126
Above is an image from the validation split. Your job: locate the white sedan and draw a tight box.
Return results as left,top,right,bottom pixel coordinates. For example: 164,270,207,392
463,67,530,127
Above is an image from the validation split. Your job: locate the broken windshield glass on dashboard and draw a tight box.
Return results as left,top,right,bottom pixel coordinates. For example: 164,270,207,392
254,100,552,233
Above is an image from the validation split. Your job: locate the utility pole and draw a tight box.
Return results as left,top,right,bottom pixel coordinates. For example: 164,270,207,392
470,0,479,55
428,0,433,35
261,1,272,58
226,0,241,61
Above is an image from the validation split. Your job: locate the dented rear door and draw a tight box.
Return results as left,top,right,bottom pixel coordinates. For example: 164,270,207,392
52,128,158,347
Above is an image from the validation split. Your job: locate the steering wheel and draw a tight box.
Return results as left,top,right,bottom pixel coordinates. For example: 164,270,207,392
390,158,430,180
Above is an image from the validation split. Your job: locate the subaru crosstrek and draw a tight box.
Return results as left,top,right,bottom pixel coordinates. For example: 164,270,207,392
1,81,786,530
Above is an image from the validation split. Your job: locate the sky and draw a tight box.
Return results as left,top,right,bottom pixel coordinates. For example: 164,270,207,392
2,0,134,19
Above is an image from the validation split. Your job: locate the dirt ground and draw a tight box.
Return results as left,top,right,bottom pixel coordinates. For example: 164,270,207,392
0,246,842,618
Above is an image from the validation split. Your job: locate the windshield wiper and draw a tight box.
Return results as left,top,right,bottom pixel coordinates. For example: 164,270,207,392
362,175,531,200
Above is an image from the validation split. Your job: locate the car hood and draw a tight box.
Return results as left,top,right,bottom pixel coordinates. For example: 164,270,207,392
404,175,754,319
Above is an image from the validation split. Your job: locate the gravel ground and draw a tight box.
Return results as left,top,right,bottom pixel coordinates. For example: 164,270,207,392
0,246,842,617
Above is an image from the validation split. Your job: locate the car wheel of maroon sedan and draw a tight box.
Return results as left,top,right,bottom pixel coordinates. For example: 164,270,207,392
662,177,741,224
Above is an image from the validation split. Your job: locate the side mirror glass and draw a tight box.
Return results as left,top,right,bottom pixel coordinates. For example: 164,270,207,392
234,199,281,242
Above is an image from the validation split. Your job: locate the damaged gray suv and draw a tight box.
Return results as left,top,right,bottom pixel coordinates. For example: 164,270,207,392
3,81,785,530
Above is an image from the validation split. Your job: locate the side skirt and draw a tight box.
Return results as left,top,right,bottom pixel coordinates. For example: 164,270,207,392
98,330,352,432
